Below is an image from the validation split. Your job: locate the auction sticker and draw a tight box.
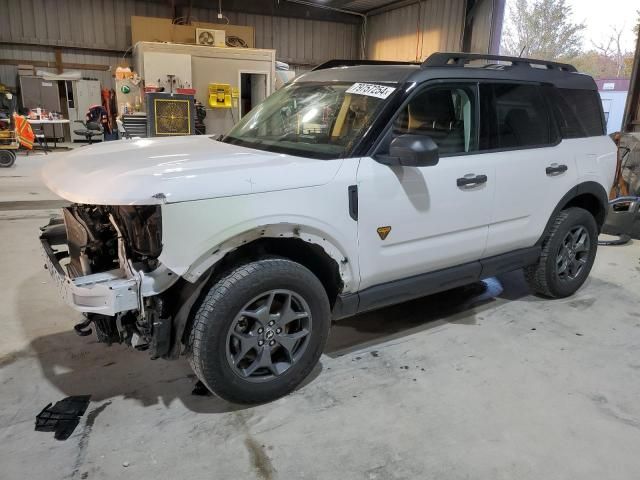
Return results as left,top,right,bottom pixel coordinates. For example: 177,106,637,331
346,83,396,99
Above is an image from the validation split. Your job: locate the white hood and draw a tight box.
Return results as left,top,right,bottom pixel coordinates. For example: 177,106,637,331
41,136,343,205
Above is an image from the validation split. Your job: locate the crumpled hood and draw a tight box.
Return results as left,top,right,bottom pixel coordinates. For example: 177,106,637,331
41,136,343,205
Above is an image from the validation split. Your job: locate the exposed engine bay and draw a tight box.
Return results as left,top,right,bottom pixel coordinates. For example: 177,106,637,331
62,204,162,277
42,204,179,358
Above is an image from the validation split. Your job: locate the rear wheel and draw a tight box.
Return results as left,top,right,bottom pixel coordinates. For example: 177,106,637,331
187,258,330,404
0,150,15,168
525,207,598,298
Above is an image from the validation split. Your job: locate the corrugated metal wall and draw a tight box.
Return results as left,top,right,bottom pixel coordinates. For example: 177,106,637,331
468,0,494,54
366,0,465,62
189,8,360,65
0,0,360,88
0,0,494,89
0,0,171,51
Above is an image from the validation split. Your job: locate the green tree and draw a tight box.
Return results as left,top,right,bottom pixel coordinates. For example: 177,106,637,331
501,0,585,60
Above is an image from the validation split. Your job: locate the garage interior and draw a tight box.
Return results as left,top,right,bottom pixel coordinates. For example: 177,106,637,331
2,0,640,479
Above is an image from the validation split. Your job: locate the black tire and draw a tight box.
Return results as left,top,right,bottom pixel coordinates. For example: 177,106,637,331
187,258,330,404
0,150,15,168
525,207,598,298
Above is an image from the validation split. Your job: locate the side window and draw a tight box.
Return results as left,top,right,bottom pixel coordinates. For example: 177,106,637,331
479,83,555,150
392,85,477,155
546,87,605,138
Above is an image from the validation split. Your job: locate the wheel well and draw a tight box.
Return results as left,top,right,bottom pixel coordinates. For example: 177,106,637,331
562,193,606,229
211,237,343,307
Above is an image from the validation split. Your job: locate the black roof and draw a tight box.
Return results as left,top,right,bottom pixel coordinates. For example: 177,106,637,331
296,52,597,90
311,59,420,70
295,64,419,84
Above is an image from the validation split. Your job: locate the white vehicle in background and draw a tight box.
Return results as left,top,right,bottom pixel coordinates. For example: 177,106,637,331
40,53,616,404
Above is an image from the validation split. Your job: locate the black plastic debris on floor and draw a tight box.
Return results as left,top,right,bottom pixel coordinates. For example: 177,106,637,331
35,395,91,440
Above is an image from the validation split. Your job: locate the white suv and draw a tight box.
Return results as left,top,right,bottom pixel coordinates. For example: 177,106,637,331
40,53,616,403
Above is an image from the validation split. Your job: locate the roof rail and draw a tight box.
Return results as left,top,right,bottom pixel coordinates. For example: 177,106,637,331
422,52,577,73
312,59,420,71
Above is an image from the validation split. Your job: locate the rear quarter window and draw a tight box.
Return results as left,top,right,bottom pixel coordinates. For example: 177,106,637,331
479,83,555,150
546,87,605,138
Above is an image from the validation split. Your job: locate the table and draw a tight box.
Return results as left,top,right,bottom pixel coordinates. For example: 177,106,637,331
27,119,70,149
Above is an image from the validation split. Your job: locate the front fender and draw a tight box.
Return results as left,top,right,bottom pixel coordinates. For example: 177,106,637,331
158,189,359,292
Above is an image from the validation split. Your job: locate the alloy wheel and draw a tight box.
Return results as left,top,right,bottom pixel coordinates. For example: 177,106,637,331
556,225,590,281
225,289,312,382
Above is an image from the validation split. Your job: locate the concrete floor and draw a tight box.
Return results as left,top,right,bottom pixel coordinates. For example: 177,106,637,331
2,152,640,479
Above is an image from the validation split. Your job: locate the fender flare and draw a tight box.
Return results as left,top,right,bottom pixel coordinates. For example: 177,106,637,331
536,181,608,245
181,223,357,293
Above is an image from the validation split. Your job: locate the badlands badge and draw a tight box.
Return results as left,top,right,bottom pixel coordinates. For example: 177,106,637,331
377,226,392,240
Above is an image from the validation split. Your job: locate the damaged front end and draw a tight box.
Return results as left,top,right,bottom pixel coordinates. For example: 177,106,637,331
40,204,178,358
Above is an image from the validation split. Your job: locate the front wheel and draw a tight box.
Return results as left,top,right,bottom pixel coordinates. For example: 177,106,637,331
525,207,598,298
187,258,330,404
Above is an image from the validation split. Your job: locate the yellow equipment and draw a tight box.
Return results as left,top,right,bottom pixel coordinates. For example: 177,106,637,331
208,83,232,108
0,121,18,167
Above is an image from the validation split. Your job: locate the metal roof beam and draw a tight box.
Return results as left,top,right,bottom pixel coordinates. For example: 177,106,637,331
145,0,362,24
365,0,420,16
623,28,640,132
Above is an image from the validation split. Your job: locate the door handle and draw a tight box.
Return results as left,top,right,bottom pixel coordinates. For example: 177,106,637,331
546,163,568,175
457,174,488,187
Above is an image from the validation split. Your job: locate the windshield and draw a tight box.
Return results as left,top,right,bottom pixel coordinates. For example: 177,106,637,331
222,82,395,159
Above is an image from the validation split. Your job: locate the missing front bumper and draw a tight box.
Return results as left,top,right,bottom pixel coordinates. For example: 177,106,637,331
40,218,177,316
41,236,140,315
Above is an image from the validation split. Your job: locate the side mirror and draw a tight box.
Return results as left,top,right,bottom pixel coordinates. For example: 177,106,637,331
376,134,440,167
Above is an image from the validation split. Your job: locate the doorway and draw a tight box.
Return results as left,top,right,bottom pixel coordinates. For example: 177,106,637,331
239,72,268,118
